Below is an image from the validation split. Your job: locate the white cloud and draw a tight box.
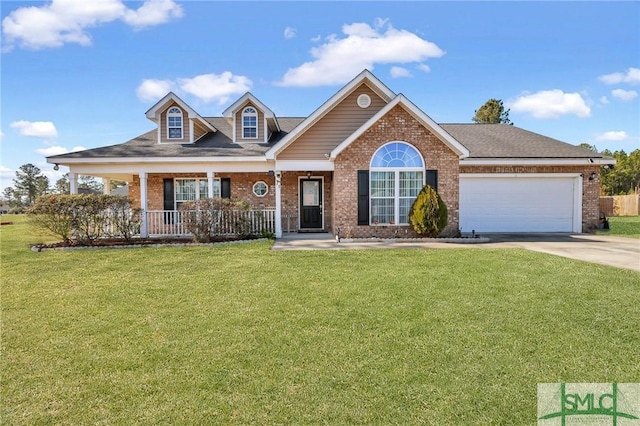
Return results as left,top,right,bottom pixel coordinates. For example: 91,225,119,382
599,96,609,105
277,20,445,87
177,72,252,104
284,27,297,40
36,145,86,156
596,131,628,141
123,0,183,30
417,63,431,73
0,130,4,140
611,88,638,101
598,67,640,85
390,66,411,78
10,120,58,138
509,90,591,119
2,0,183,51
136,79,175,102
137,72,252,104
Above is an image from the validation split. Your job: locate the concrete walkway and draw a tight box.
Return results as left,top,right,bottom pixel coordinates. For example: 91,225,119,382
272,233,640,272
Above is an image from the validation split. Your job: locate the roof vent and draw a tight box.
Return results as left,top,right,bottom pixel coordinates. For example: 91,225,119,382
357,94,371,109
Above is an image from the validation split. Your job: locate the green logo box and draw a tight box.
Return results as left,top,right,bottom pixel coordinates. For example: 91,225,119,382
538,383,640,425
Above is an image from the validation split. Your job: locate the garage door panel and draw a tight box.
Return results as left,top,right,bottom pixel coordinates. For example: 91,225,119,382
460,176,577,233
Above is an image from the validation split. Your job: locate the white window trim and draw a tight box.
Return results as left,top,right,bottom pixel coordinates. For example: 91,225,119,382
167,107,183,140
369,142,425,226
174,177,220,210
252,181,268,197
242,107,258,139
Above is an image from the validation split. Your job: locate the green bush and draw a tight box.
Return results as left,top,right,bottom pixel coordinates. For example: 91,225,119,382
27,194,141,244
179,198,253,243
408,185,448,237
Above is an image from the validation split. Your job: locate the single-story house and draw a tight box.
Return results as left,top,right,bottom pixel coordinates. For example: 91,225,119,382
48,70,614,238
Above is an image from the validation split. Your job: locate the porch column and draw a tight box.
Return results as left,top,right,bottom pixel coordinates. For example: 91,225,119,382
69,172,78,194
139,172,149,237
102,178,111,195
275,171,282,238
207,171,215,198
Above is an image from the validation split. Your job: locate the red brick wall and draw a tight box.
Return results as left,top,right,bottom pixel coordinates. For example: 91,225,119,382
460,165,601,232
130,173,277,210
332,105,460,238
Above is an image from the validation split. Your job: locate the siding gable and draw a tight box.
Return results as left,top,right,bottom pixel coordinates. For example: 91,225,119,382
279,83,387,160
159,102,190,143
234,102,267,143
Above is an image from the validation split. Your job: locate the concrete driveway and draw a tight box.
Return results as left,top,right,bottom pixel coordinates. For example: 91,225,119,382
272,233,640,272
481,234,640,272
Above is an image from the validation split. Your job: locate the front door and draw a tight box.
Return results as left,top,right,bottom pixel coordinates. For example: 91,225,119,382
300,178,323,229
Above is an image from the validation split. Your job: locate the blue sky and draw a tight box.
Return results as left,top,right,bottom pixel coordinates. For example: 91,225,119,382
1,1,639,192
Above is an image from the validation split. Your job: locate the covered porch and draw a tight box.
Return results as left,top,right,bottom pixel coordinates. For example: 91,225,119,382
61,164,332,239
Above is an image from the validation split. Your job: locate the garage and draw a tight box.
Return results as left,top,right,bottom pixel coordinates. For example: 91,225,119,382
459,174,582,233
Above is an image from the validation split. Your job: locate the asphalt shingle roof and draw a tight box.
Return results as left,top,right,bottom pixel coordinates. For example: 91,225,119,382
441,123,605,159
51,119,608,160
54,117,305,159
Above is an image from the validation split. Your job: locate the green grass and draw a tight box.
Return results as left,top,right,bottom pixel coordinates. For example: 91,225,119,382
2,216,639,424
597,215,640,238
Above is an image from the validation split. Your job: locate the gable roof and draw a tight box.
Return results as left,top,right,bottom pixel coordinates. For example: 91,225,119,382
331,94,470,159
265,69,395,159
145,92,216,132
222,92,280,132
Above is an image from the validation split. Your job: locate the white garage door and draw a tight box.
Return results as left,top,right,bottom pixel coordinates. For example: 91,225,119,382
459,174,581,233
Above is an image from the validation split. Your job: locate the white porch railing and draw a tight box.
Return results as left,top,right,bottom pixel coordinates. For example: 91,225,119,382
146,209,276,237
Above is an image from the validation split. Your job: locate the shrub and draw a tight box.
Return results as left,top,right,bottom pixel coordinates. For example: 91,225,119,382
28,194,141,244
408,185,448,237
179,198,252,243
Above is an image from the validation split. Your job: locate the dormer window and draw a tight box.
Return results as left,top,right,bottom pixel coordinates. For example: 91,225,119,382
242,107,258,139
167,107,183,139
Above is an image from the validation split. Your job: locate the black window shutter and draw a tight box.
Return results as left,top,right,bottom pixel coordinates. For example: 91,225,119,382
163,178,174,210
163,178,174,224
426,170,438,192
357,170,369,225
221,178,231,198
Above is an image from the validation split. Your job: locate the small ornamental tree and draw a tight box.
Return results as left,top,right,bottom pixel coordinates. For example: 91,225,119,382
408,185,448,237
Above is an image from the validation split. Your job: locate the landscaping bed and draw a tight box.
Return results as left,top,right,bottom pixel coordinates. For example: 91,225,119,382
31,235,263,251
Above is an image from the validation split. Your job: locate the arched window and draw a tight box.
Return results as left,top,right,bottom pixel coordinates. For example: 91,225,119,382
242,107,258,139
370,142,425,225
167,107,183,139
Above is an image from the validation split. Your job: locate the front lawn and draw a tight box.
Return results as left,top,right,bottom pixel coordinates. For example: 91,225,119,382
2,216,639,424
597,215,640,238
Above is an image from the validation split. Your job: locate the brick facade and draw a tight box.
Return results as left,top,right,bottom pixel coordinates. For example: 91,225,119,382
130,172,277,210
333,105,460,239
460,165,601,232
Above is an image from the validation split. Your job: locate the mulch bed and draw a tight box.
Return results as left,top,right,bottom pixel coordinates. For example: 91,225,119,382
31,235,263,251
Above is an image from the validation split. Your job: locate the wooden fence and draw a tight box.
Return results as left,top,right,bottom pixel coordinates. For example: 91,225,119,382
599,195,640,216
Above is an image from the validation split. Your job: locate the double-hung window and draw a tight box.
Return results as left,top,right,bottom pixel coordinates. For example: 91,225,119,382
167,107,183,139
242,107,258,139
174,178,220,210
370,142,424,225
